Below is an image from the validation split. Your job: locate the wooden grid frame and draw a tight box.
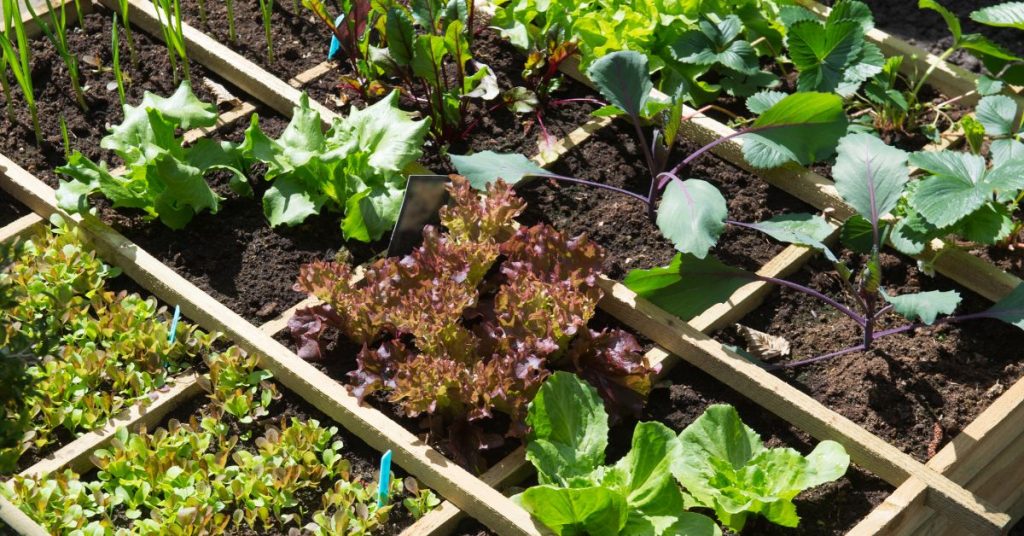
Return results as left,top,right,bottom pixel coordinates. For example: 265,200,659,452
1,0,1023,534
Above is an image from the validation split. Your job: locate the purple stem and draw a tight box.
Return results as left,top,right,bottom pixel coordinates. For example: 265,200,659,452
549,97,607,107
769,345,867,369
750,273,867,327
530,171,650,205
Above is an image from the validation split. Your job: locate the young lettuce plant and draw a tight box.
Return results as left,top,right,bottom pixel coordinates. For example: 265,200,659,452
627,133,1024,367
289,178,656,470
240,91,429,241
452,50,847,257
517,372,849,535
56,82,248,229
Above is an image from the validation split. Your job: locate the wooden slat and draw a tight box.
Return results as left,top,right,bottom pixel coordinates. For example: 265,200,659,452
594,275,1010,535
0,496,47,536
0,213,43,244
0,153,545,536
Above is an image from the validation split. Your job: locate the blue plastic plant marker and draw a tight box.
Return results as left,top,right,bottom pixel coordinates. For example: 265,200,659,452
168,305,181,344
328,13,345,59
378,449,393,508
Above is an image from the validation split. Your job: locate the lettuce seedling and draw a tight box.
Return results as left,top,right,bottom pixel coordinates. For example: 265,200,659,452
240,90,429,241
289,178,655,470
56,82,247,229
626,133,1024,367
517,372,848,534
453,50,847,258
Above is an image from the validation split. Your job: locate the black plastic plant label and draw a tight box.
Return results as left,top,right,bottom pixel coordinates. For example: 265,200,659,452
387,175,451,257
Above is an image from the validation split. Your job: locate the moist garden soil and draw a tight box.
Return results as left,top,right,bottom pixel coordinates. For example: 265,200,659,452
0,189,30,226
0,8,229,189
516,117,813,279
100,110,387,324
303,29,600,173
718,250,1024,463
179,0,326,81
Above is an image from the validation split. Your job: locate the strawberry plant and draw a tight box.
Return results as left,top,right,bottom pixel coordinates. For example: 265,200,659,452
625,133,1024,367
289,177,656,469
240,91,430,240
517,372,849,535
0,222,217,472
55,82,248,229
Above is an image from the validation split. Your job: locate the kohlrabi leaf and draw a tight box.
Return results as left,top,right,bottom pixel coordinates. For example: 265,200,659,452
741,92,848,168
977,95,1022,136
624,254,752,321
840,214,884,254
832,133,909,225
741,213,837,260
450,150,548,189
518,486,627,536
670,16,759,74
881,289,961,324
909,151,1024,228
971,2,1024,29
745,90,787,115
656,179,727,258
587,50,652,119
979,283,1024,330
526,371,609,486
674,405,849,532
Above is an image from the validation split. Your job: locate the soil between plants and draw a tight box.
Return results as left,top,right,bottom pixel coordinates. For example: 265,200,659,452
99,110,387,324
0,9,229,189
303,29,599,172
516,117,814,279
822,0,1024,72
179,0,326,80
0,189,30,226
718,250,1024,462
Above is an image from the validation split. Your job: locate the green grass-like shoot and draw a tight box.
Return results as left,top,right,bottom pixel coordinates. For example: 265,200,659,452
26,0,89,111
259,0,274,62
112,14,127,107
0,0,41,145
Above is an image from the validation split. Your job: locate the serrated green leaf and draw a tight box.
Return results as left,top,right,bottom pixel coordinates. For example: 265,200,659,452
526,371,608,486
742,92,848,168
954,203,1016,244
980,283,1024,330
624,254,752,320
827,0,874,32
909,151,1024,228
450,151,547,189
977,95,1022,137
330,91,430,172
671,16,758,74
745,90,787,115
889,211,940,256
586,51,652,119
832,133,909,224
971,2,1024,29
881,289,961,324
788,19,862,93
977,74,1005,96
992,138,1024,166
656,179,727,258
743,213,837,260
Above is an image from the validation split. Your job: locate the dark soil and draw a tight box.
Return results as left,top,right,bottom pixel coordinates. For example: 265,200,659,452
972,239,1024,283
0,189,30,226
179,0,326,80
100,110,387,324
718,250,1024,462
131,384,419,535
516,118,814,279
823,0,1024,72
304,29,599,172
0,8,228,189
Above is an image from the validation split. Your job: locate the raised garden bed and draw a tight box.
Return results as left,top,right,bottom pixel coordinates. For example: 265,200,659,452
5,0,1024,534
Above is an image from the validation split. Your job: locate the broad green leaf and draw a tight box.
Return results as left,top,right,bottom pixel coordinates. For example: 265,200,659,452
518,486,627,536
341,179,407,241
977,95,1021,136
788,19,862,93
262,174,322,227
450,151,547,189
742,92,848,168
832,133,909,224
608,422,682,510
909,151,1024,227
149,153,220,229
624,254,752,321
919,0,961,41
802,441,851,488
881,289,961,324
827,0,874,32
889,211,939,256
742,213,836,260
980,283,1024,330
971,2,1024,29
841,214,877,253
779,5,818,28
959,32,1023,61
386,7,416,66
526,371,609,486
412,34,447,85
955,204,1016,244
586,51,652,119
656,179,727,258
330,91,430,172
745,90,787,115
977,74,1005,96
992,138,1024,166
670,16,758,74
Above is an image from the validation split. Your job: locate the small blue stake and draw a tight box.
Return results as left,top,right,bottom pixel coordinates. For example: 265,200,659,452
378,449,393,508
327,13,345,60
168,305,181,344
